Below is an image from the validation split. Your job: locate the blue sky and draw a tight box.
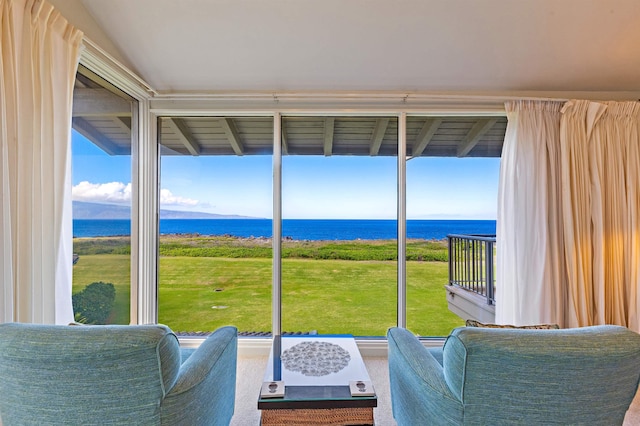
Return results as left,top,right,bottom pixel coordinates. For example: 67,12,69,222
72,130,500,220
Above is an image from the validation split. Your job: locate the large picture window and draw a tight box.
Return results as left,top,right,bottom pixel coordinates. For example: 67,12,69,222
405,116,503,336
68,88,505,335
149,113,502,337
278,117,398,336
157,117,273,333
71,67,136,325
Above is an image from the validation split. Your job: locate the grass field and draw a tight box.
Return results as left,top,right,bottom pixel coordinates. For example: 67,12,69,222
72,254,131,324
72,236,464,336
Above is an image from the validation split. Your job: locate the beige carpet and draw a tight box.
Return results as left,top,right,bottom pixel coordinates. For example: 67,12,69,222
232,355,640,425
231,356,395,426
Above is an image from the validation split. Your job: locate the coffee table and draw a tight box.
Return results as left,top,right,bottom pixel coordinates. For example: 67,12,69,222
258,335,377,425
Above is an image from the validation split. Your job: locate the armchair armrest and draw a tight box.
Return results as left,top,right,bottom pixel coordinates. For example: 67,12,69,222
161,326,238,426
387,327,462,426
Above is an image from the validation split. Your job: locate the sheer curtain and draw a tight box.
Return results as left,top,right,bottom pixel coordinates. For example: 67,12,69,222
0,0,82,323
497,99,640,331
496,100,566,326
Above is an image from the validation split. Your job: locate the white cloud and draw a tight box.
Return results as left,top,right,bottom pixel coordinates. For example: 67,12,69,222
72,181,131,204
73,181,200,208
159,188,199,207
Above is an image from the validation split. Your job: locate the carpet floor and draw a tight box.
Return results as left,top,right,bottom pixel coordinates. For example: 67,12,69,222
232,355,640,425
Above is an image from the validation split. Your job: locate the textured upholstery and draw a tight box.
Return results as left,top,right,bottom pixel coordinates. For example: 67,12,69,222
0,323,237,426
388,325,640,426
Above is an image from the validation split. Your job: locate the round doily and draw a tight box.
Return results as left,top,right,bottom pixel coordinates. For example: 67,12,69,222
281,341,351,376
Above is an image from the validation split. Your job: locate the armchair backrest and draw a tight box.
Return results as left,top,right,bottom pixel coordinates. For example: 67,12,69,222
442,325,640,424
0,323,181,425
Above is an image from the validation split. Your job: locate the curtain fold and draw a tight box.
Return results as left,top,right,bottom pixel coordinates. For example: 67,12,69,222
558,100,606,327
0,0,82,324
496,100,565,326
560,100,640,330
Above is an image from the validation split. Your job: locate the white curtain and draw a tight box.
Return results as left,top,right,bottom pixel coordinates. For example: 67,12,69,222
496,100,565,326
497,99,640,330
0,0,82,324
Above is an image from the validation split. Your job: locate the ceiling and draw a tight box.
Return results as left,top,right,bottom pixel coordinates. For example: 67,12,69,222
64,0,640,158
68,0,640,94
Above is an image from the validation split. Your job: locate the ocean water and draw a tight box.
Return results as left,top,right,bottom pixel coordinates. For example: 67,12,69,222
73,219,496,241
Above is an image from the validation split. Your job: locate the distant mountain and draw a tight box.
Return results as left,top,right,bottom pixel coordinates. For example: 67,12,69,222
72,201,256,219
73,202,130,219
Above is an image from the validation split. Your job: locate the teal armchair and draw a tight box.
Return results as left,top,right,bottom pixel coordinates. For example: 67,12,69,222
0,323,237,425
388,325,640,425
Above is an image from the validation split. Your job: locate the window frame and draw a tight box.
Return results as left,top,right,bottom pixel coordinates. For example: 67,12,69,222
78,41,156,325
78,43,507,333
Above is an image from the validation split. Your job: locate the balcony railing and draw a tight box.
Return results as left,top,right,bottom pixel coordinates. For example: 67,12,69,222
447,234,496,306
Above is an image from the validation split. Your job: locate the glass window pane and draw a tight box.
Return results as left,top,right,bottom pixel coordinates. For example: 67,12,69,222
157,117,273,334
281,117,398,336
71,69,134,325
406,117,500,336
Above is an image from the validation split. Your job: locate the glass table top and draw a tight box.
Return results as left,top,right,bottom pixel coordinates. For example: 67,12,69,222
258,335,377,409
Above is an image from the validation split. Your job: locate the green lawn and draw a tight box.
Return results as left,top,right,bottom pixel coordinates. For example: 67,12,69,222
72,254,131,324
72,237,464,336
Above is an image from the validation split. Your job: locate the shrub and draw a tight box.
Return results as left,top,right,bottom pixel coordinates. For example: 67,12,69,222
72,281,116,324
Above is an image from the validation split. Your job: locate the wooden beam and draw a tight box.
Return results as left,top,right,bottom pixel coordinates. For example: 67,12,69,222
115,116,131,131
412,118,442,157
159,144,183,156
281,121,289,155
369,118,390,156
72,117,123,155
457,118,498,157
323,117,335,156
73,88,131,117
166,118,201,156
220,118,244,156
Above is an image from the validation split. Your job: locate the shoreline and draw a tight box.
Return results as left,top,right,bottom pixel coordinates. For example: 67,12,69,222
73,233,449,244
73,234,450,262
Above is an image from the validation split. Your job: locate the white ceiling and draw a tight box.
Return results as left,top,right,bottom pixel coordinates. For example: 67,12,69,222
75,0,640,95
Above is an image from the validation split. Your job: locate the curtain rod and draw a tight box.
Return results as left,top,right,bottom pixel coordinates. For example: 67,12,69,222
81,36,158,97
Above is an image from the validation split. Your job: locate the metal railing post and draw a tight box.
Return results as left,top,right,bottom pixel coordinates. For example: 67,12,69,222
448,236,453,285
485,240,494,305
